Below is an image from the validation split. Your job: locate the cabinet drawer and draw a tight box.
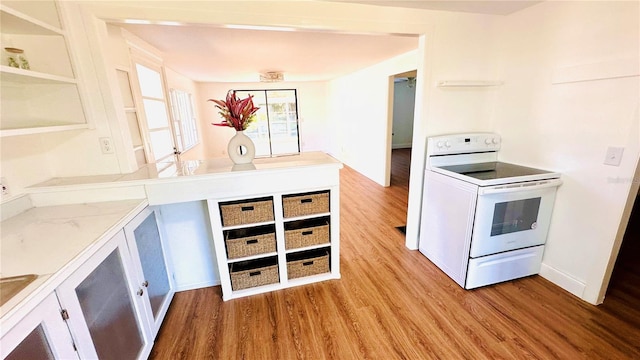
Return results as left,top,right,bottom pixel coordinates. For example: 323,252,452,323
284,219,330,250
220,198,274,226
226,230,276,259
282,191,329,218
287,250,330,280
230,259,279,291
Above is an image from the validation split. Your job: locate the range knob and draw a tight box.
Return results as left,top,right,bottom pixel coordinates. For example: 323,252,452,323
492,138,499,145
445,141,451,148
484,138,492,145
437,141,444,148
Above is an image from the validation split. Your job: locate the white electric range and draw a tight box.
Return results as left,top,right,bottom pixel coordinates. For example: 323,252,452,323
419,133,562,289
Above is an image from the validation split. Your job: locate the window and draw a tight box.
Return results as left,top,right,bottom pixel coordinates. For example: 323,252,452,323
169,89,199,152
234,89,300,157
134,62,175,162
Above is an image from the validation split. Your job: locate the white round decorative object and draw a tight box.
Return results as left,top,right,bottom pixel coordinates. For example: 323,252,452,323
227,130,256,165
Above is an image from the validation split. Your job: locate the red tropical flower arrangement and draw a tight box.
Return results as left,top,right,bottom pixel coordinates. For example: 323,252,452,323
208,90,259,131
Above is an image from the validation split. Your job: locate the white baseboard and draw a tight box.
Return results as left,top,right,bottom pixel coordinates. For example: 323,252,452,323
539,263,586,299
175,279,220,292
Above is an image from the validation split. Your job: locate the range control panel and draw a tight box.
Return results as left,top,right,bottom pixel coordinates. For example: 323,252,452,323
427,133,501,156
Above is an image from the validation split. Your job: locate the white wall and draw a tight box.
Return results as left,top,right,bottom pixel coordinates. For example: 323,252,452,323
493,1,640,304
197,81,329,158
327,51,419,185
0,136,52,196
392,80,416,149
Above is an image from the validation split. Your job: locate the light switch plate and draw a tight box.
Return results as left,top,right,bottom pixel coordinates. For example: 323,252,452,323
604,146,624,166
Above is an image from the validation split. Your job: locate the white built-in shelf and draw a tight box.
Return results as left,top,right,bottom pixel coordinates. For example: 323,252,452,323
0,123,87,138
437,80,504,88
0,2,89,137
0,5,63,36
1,65,76,84
221,220,276,231
285,243,331,254
284,212,331,222
226,252,278,264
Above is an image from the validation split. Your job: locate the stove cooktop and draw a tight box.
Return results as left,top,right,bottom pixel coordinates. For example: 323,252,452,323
434,161,560,186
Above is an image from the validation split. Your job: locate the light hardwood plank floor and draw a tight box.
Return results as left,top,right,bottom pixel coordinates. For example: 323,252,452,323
151,149,640,359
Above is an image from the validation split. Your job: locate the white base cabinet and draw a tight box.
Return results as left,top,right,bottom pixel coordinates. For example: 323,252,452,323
1,205,174,360
123,206,175,338
0,293,78,359
56,230,154,359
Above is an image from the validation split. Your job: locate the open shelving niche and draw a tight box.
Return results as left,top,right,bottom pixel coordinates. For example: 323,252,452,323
0,1,89,137
207,189,340,301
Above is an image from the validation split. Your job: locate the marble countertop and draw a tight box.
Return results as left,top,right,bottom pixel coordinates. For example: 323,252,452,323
0,199,148,324
29,152,342,190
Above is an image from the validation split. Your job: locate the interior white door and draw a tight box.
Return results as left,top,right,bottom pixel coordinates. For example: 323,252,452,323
130,54,177,164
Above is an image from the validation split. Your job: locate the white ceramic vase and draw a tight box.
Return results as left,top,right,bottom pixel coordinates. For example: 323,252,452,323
227,130,256,165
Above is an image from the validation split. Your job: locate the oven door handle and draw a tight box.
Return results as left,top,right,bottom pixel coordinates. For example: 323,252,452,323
478,178,563,195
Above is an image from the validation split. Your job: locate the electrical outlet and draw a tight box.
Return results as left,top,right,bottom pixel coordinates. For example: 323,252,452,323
604,146,624,166
100,137,114,154
1,177,9,196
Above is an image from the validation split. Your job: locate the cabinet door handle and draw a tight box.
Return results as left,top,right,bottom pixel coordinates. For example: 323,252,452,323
142,280,149,288
301,198,312,204
137,288,144,296
246,239,258,244
249,271,261,276
302,231,313,236
302,261,314,266
241,206,254,211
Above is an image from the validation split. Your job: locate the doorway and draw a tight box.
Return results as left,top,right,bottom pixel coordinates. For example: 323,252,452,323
604,187,640,302
388,70,417,235
389,70,417,190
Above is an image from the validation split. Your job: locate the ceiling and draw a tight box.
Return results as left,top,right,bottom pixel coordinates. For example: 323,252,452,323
117,23,419,83
114,1,541,83
324,1,542,16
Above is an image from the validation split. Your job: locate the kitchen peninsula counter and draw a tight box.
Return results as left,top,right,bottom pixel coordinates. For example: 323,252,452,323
26,152,343,206
6,151,342,316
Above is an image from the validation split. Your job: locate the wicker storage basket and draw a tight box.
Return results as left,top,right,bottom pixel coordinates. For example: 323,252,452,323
284,223,330,250
287,252,330,280
226,232,276,259
282,191,329,218
230,263,279,291
220,198,274,226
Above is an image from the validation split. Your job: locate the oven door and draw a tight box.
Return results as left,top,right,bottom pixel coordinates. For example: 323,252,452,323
470,178,562,258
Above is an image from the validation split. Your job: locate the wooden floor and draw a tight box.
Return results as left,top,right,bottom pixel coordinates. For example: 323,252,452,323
151,149,640,359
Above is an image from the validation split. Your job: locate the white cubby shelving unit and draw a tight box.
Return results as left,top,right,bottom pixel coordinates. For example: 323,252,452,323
208,188,340,301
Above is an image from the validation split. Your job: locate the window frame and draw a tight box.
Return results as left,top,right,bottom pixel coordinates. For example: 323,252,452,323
169,88,200,153
234,89,301,157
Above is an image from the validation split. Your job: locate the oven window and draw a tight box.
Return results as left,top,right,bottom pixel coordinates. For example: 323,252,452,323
491,198,541,236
